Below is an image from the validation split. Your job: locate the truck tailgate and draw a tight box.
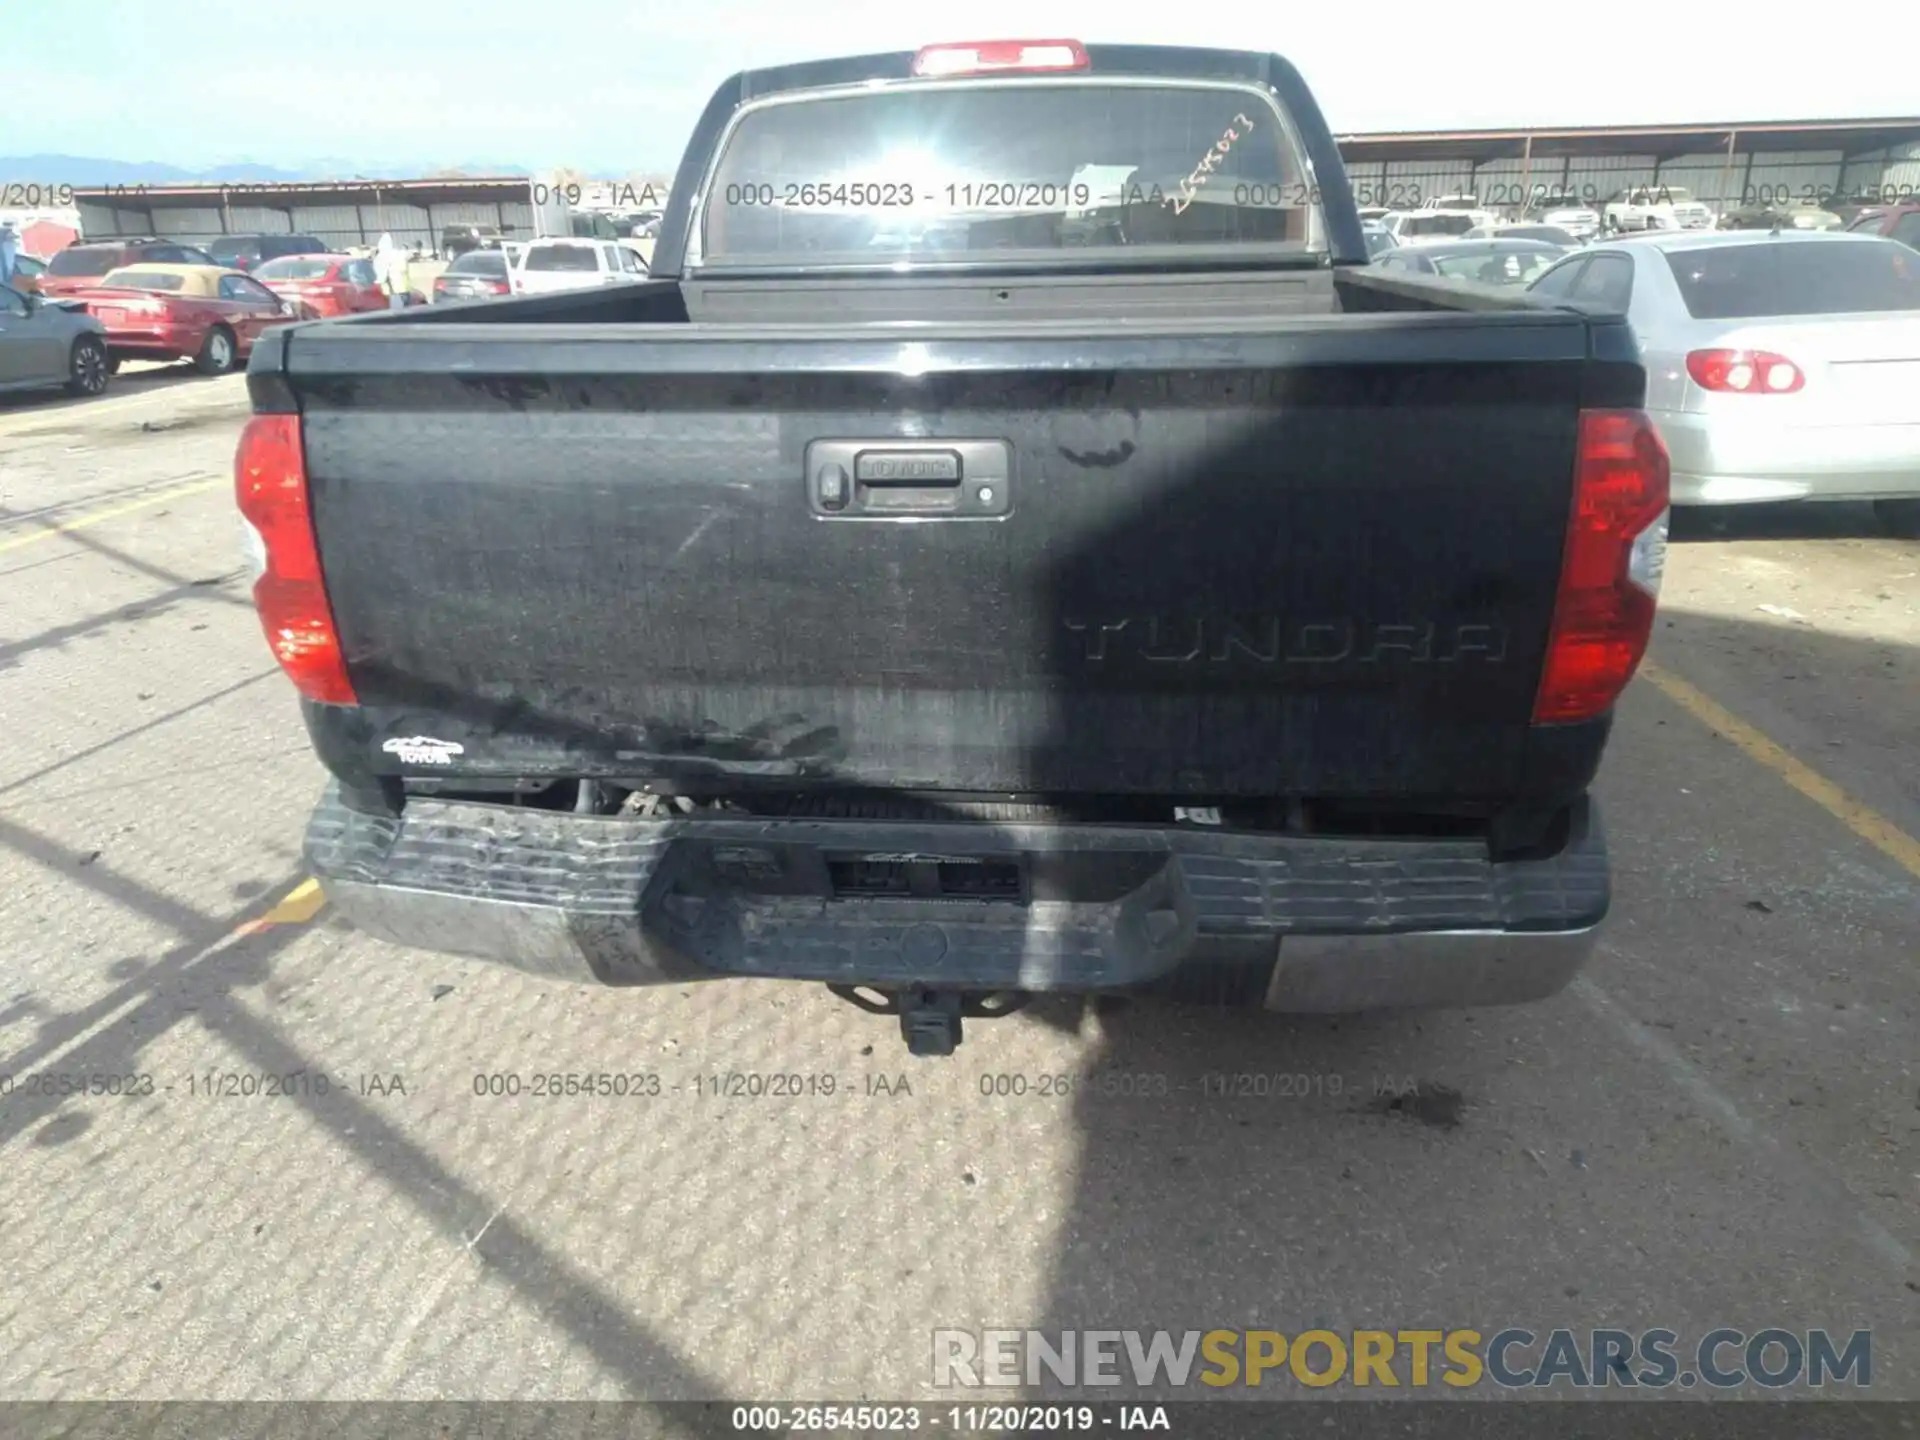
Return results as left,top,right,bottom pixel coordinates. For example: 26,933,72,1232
284,313,1595,802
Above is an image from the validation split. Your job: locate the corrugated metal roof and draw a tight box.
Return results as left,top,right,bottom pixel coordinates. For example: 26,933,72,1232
1336,118,1920,163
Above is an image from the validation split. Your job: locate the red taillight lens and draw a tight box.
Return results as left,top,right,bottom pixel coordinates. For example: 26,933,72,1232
234,414,357,705
488,280,509,293
1685,348,1805,394
911,39,1090,75
1533,409,1671,724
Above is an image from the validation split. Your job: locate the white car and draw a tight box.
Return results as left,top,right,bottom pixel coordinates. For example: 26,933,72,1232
1537,206,1601,242
505,239,649,295
1421,194,1499,228
1381,210,1480,246
1604,186,1714,233
1526,230,1920,532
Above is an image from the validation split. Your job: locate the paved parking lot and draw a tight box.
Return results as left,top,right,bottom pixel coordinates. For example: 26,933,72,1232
0,373,1915,1403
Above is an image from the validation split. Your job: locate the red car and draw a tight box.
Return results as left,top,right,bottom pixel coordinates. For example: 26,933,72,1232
70,264,304,374
253,252,391,317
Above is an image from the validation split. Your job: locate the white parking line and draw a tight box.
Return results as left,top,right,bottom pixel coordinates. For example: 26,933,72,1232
1575,976,1913,1272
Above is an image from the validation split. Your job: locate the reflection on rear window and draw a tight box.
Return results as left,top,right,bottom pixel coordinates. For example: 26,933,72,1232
208,239,260,258
523,245,601,271
702,82,1319,267
1664,240,1920,318
47,249,118,276
256,257,335,279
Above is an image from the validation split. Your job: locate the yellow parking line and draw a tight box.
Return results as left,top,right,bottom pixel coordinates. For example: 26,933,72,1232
231,878,328,938
1640,659,1920,882
0,478,223,556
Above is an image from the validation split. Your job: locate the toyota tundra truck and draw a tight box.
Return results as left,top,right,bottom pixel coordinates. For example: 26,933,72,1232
236,40,1669,1054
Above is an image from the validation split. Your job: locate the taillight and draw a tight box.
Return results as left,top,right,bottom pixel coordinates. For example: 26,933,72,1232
1533,409,1670,724
910,39,1090,75
1685,348,1805,394
233,414,357,705
488,280,509,293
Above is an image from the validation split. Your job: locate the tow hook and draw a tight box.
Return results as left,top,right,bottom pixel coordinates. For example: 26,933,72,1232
826,986,1031,1056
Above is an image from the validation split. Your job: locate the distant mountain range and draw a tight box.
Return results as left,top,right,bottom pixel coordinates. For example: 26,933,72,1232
0,154,543,186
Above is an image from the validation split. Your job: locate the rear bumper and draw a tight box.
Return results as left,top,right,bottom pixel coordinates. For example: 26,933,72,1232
305,786,1609,1012
101,323,197,361
1657,409,1920,505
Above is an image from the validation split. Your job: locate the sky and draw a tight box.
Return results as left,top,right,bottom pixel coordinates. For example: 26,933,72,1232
3,0,1911,175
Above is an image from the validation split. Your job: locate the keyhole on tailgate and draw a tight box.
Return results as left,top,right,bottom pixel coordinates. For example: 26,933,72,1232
818,462,850,511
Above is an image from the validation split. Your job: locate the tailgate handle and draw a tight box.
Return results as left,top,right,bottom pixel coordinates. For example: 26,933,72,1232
808,439,1012,520
857,449,962,488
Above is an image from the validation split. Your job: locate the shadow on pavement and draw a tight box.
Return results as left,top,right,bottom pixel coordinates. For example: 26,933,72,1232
0,805,730,1413
0,360,211,418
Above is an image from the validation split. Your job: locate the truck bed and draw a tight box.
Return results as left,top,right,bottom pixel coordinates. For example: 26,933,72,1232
252,270,1636,850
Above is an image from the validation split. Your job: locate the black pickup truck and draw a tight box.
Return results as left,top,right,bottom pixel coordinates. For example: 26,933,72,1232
237,40,1670,1054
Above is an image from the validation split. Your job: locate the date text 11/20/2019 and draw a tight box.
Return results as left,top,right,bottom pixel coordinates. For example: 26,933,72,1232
729,1405,1170,1431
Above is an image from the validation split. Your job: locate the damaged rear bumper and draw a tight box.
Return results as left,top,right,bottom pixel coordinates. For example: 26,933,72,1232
304,786,1609,1012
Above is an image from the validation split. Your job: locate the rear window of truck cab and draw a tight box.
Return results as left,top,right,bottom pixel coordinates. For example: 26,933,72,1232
697,79,1323,268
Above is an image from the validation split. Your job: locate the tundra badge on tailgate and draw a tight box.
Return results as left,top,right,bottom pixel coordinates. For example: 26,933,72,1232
382,736,466,766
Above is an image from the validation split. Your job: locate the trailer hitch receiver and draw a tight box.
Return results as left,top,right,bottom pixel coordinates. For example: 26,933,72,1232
827,985,1031,1056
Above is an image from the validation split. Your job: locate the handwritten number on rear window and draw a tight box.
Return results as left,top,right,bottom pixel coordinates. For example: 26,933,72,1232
1172,114,1258,216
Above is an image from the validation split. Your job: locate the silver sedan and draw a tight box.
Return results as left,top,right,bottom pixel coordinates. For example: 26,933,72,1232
0,283,112,398
1527,230,1920,534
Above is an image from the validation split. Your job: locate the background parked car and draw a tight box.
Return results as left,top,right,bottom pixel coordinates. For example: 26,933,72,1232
1526,231,1920,534
1360,220,1398,258
1523,201,1601,242
1604,186,1715,232
68,264,300,375
1420,195,1500,231
504,238,648,295
442,224,507,259
430,248,512,303
1371,237,1564,286
1380,210,1478,245
1844,202,1920,251
38,240,221,297
252,253,388,317
1465,223,1580,247
0,282,111,397
204,233,329,272
1721,200,1843,232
